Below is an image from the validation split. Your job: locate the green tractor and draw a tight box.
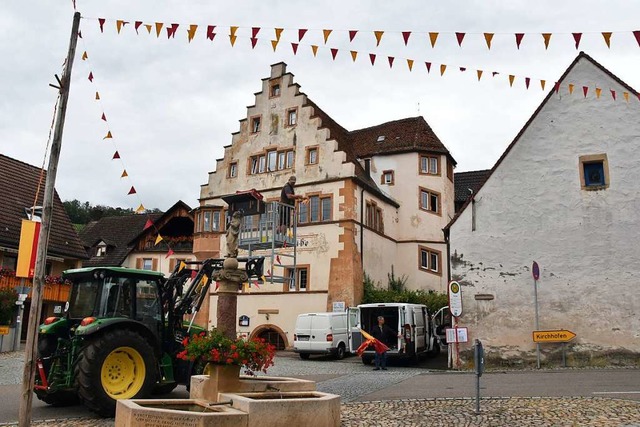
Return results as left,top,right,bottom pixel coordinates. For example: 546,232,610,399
34,257,264,416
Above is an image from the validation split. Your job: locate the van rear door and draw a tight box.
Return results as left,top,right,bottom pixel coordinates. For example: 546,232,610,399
347,307,362,353
295,314,313,351
412,307,426,351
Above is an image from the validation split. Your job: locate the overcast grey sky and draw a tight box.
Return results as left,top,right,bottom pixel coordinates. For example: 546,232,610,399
1,1,637,211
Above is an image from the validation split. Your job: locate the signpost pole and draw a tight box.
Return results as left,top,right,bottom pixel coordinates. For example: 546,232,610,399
532,261,541,369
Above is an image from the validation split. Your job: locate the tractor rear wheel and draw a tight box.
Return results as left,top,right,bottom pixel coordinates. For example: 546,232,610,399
75,329,157,417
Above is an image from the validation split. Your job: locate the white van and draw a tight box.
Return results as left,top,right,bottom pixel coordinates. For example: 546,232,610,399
347,303,439,364
293,312,349,360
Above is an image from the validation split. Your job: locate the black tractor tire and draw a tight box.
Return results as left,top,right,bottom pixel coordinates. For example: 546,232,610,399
335,344,346,360
152,382,178,395
299,353,310,360
34,389,79,407
75,329,157,417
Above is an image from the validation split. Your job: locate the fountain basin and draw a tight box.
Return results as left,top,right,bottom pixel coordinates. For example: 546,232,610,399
190,374,316,402
115,398,248,427
219,391,340,427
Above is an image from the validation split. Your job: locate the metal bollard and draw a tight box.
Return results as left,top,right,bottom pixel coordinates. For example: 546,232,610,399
474,339,484,415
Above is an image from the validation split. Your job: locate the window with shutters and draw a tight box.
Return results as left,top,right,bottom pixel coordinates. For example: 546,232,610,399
365,200,384,233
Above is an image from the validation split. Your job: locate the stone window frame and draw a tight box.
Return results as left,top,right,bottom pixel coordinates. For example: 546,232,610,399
418,245,442,276
579,153,610,191
284,264,310,292
228,161,238,178
297,191,333,224
365,200,384,233
286,107,298,127
381,170,395,185
419,155,441,176
447,160,454,182
250,115,262,134
419,186,442,216
248,148,294,175
269,80,281,98
305,146,319,165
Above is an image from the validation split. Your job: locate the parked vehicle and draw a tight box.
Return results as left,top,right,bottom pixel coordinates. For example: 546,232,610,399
293,312,349,360
432,305,451,349
348,303,439,365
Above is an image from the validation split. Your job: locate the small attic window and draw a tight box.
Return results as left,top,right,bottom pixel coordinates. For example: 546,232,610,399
96,242,107,257
377,135,386,142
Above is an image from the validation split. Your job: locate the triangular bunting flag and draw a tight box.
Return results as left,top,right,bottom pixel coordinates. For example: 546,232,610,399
81,51,87,60
88,72,94,82
261,275,266,283
252,27,260,38
350,51,358,62
568,84,575,94
455,32,465,47
623,92,630,102
116,20,127,34
311,45,318,56
402,31,411,46
349,30,358,42
492,72,499,77
509,75,515,87
143,219,153,230
525,77,530,89
187,24,198,42
429,32,439,48
95,91,100,100
136,204,145,213
167,23,179,38
330,48,338,60
298,28,307,41
425,62,432,73
179,261,186,272
121,169,128,178
144,24,152,34
207,25,216,41
251,37,258,48
374,30,384,46
276,255,281,265
572,33,582,49
230,26,238,38
582,86,589,97
78,31,82,38
191,270,198,279
103,131,112,139
134,21,142,33
554,82,561,94
515,33,524,49
459,67,466,72
112,151,120,159
322,29,332,44
477,70,483,81
253,280,260,289
542,33,552,49
602,32,612,48
541,80,546,91
291,43,299,55
271,40,279,51
406,59,414,71
610,90,616,100
275,28,283,41
155,234,163,245
215,281,220,291
387,56,394,68
595,87,602,99
155,22,163,37
165,249,174,259
369,53,376,65
98,18,106,33
440,64,447,76
484,33,494,49
128,186,136,195
267,269,271,276
202,275,209,286
633,31,640,47
229,35,237,46
101,113,107,121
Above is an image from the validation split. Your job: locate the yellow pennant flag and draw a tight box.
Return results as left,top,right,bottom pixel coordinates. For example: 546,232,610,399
311,45,318,56
202,274,209,286
509,75,515,87
155,234,163,245
374,30,384,46
95,91,100,100
275,28,283,41
440,64,447,76
271,40,279,51
136,204,145,214
103,131,112,139
623,91,630,102
595,87,602,99
323,29,332,44
350,50,358,62
601,32,612,48
407,59,414,71
81,51,88,60
540,80,546,91
483,33,494,49
121,169,128,178
261,275,266,283
229,26,238,46
155,22,163,37
116,20,125,34
542,33,552,50
477,70,483,81
568,84,575,94
428,32,439,48
229,35,237,46
144,24,152,34
178,261,187,272
187,24,198,42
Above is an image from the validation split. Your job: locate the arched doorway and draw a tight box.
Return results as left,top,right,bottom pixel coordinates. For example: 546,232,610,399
250,324,288,350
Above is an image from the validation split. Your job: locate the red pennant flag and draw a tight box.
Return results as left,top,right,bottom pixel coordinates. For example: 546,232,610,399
144,219,153,230
554,82,561,94
215,282,220,291
492,71,499,77
128,186,136,195
165,249,174,259
425,62,432,73
276,255,281,265
455,32,465,47
583,86,589,97
291,43,299,55
459,67,466,72
402,31,411,45
98,18,105,33
88,72,94,82
134,21,142,33
283,240,287,248
252,27,260,38
369,53,376,65
253,280,260,289
207,25,216,41
298,29,307,41
388,56,394,68
167,23,179,38
633,31,640,47
251,38,258,49
101,113,107,121
349,30,358,42
572,33,582,49
525,77,531,89
191,270,198,279
267,269,271,276
515,33,524,49
112,151,120,159
610,90,616,100
330,48,338,60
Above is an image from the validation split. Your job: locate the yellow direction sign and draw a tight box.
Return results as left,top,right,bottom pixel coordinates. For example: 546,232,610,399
0,326,10,335
532,330,576,343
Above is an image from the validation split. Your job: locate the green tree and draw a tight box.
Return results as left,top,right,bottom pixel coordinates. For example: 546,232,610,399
0,289,18,325
362,273,448,314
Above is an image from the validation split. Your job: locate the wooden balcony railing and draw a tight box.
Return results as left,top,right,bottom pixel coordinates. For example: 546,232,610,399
0,275,71,302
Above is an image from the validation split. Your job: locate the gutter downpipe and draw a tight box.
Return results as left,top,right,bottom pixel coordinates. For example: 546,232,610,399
360,187,364,265
444,227,451,283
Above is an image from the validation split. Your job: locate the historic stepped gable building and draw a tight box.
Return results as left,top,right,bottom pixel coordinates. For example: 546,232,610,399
194,63,456,348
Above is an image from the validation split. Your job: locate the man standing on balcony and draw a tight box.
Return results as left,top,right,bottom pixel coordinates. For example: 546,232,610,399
278,176,305,234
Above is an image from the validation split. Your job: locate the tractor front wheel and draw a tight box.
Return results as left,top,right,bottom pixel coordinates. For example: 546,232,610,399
75,329,157,417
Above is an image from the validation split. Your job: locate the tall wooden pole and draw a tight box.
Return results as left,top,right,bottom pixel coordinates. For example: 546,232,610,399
19,12,81,427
